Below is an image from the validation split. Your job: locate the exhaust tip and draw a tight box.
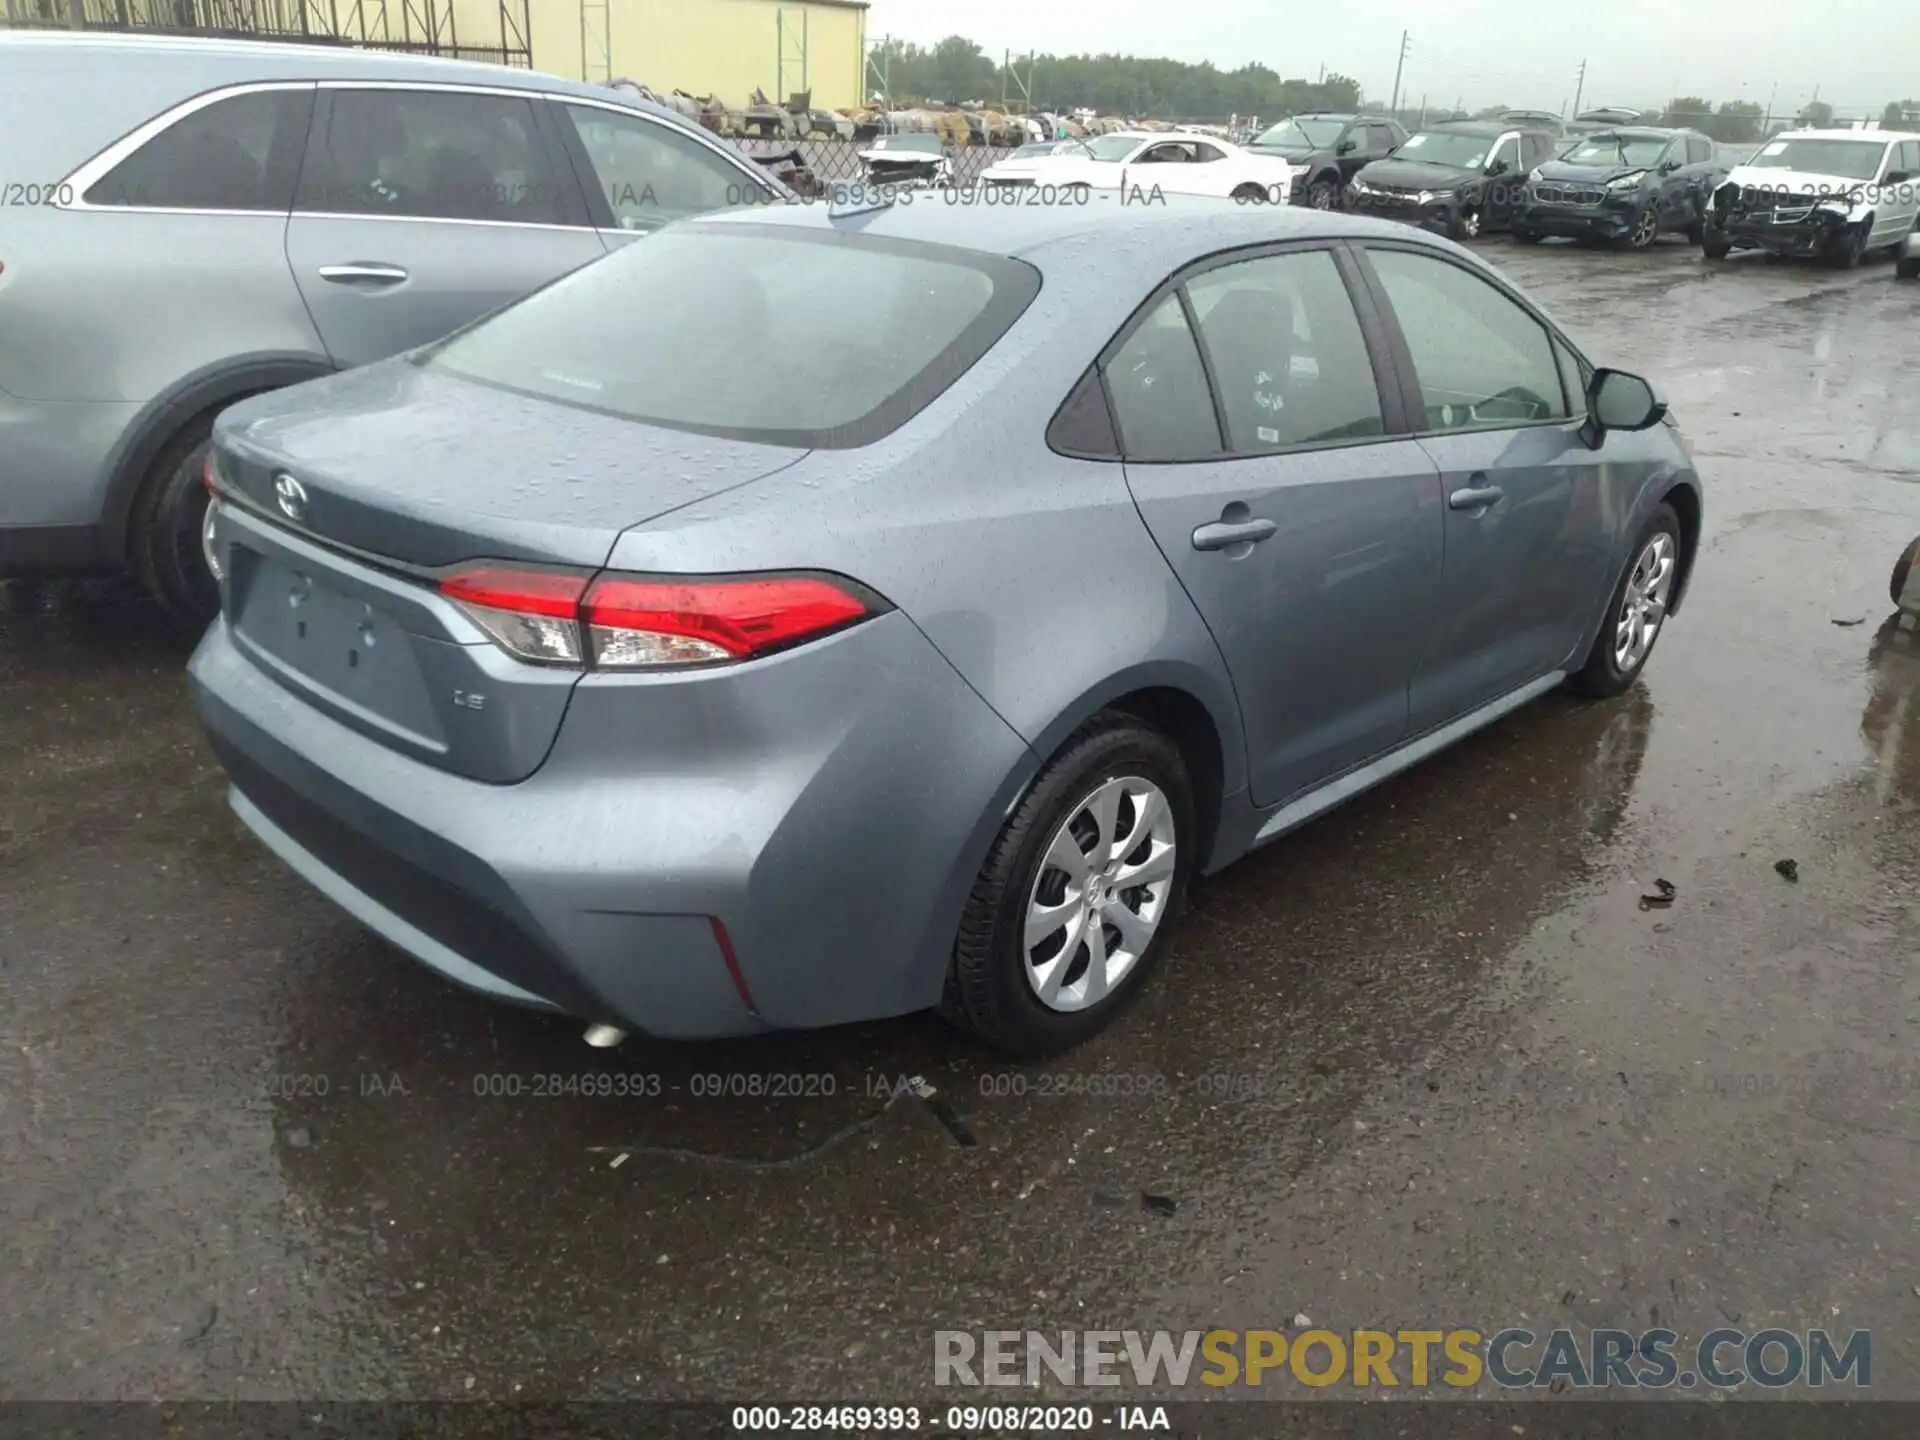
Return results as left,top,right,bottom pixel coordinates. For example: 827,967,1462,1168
583,1023,628,1048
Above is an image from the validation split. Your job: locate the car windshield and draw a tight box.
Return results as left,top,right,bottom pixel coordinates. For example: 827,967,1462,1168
1082,134,1145,161
1560,133,1669,168
423,228,1035,447
1745,137,1887,179
1254,118,1345,150
1393,131,1492,169
871,134,943,154
1011,141,1070,158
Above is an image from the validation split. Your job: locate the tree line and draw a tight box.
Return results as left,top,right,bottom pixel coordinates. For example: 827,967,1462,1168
865,35,1360,120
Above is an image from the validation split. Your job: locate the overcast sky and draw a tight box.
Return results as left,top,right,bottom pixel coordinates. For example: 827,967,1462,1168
868,0,1920,118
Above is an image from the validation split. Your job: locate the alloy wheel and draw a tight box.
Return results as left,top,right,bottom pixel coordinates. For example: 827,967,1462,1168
1614,532,1676,671
1022,775,1176,1013
1633,207,1659,248
1309,182,1335,210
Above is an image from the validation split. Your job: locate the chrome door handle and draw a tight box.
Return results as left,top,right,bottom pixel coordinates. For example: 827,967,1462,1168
317,262,409,285
1448,483,1505,511
1192,517,1278,551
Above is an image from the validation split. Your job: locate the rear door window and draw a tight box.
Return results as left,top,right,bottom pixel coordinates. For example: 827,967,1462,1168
1686,135,1712,165
298,88,567,225
83,88,315,211
1186,249,1384,451
423,226,1038,447
1104,295,1223,462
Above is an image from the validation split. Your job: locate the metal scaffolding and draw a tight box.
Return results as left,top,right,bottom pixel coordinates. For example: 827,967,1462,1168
775,4,806,104
0,0,533,67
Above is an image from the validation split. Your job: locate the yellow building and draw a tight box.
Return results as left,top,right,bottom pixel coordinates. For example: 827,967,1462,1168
505,0,869,112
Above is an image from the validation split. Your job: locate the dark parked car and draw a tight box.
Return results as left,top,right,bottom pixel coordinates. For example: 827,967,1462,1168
1247,111,1408,208
1348,122,1562,239
1513,127,1725,249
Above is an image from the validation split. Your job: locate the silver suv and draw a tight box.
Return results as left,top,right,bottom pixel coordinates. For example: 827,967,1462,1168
0,32,786,623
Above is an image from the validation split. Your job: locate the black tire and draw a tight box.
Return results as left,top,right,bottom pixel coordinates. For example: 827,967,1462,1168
1892,536,1920,608
1306,176,1338,211
1825,222,1867,269
1231,182,1269,205
1511,226,1543,244
942,717,1195,1057
1685,221,1705,245
1621,204,1660,251
1897,255,1920,280
1701,228,1733,260
129,413,221,630
1449,206,1483,242
1568,504,1683,699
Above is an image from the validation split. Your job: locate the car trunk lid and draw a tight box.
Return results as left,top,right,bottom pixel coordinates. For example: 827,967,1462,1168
210,361,808,783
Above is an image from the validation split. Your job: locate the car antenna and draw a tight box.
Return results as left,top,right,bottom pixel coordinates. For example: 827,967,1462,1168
828,182,899,221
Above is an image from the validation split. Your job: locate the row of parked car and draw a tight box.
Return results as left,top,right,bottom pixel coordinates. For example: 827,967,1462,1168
970,107,1920,272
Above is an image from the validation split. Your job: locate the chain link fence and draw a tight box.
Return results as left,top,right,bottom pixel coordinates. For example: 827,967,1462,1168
733,137,1015,193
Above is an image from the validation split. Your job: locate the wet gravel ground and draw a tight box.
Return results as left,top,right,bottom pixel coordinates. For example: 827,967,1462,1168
4,233,1920,1405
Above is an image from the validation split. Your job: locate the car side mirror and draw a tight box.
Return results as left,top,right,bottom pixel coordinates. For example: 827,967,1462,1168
1660,158,1682,173
1887,169,1912,184
1487,158,1510,176
1585,368,1666,444
1337,139,1357,154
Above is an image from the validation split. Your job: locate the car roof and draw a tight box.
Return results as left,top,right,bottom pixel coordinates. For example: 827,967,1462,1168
1128,130,1237,144
0,29,695,121
1423,121,1521,137
692,192,1454,276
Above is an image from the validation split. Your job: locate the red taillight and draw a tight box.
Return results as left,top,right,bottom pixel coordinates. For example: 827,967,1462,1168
440,565,588,618
438,565,876,670
582,575,870,666
440,565,592,666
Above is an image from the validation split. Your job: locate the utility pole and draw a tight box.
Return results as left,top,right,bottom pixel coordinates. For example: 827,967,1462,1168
1418,92,1427,128
1571,59,1587,118
1388,30,1409,115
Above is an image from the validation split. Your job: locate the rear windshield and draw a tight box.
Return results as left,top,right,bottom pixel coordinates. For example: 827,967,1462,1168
422,226,1039,448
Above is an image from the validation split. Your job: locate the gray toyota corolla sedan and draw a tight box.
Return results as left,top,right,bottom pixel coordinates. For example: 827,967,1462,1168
189,195,1703,1056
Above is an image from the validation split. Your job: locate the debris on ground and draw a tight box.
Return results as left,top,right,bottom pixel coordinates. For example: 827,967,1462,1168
1775,859,1800,883
1291,1313,1312,1328
1141,1193,1177,1216
1832,616,1867,627
1638,879,1677,910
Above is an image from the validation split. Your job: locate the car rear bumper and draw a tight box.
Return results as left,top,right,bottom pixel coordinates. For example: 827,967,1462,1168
0,394,141,574
189,608,1034,1040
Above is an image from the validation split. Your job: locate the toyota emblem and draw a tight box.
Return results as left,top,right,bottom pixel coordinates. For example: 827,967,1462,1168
274,473,309,524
